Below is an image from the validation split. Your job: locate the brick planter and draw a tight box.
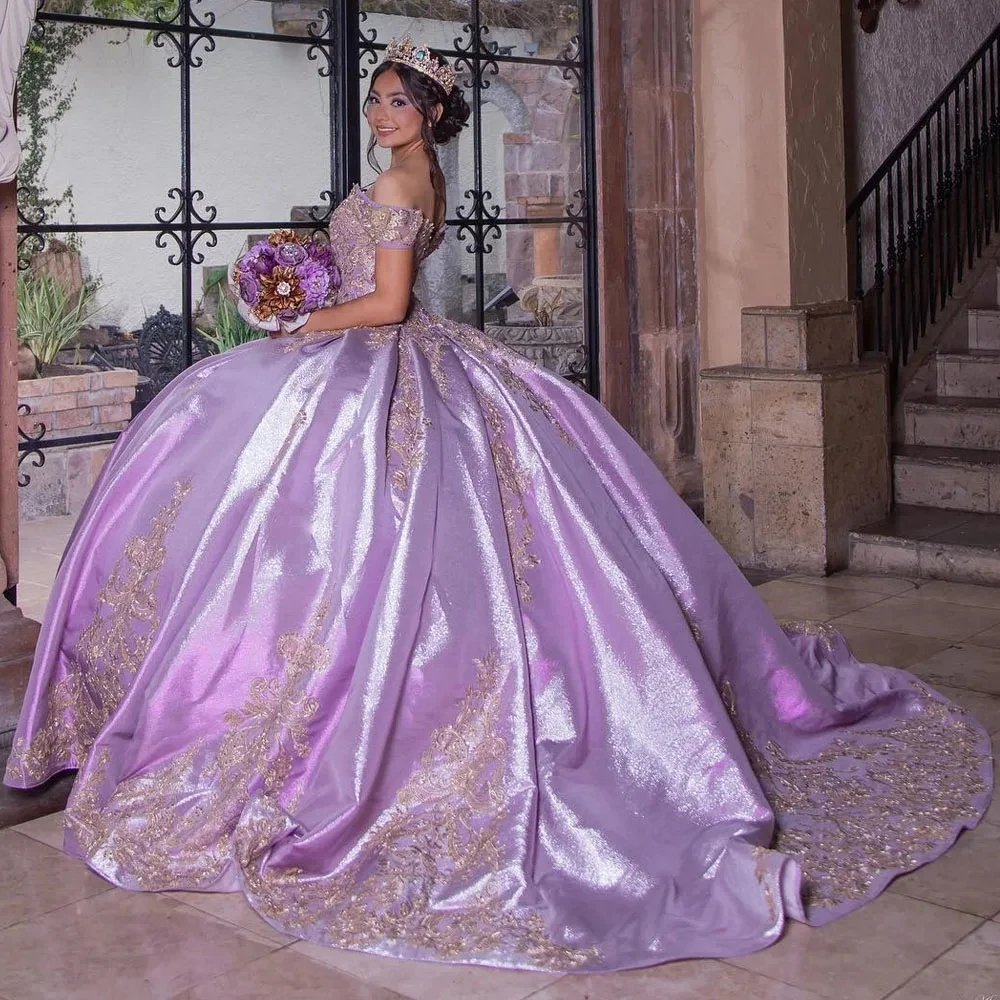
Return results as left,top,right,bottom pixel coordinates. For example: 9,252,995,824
17,368,139,521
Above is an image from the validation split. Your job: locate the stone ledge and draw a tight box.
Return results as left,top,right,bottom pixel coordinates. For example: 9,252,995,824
18,368,138,398
20,441,116,522
701,362,882,383
849,530,1000,586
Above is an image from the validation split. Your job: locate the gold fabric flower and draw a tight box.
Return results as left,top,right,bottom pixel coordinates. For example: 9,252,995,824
267,229,304,247
255,266,305,320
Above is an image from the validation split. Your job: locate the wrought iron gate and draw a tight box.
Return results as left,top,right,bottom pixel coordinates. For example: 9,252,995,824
14,0,599,499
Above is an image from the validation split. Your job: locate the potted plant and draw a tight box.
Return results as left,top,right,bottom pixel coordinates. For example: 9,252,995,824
17,270,99,377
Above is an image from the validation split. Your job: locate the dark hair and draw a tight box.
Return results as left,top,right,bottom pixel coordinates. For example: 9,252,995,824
366,59,471,223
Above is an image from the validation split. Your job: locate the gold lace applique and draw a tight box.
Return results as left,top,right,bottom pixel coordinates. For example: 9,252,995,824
63,605,329,890
444,321,574,448
780,620,839,653
239,650,596,970
722,680,989,910
5,674,103,786
210,625,325,798
364,203,428,251
5,481,192,785
370,312,451,494
478,389,540,604
751,845,778,924
384,336,431,493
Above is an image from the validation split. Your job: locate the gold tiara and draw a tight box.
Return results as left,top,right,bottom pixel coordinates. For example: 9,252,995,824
382,37,457,94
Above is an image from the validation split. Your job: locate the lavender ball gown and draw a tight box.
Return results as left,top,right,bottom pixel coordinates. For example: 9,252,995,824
4,186,993,972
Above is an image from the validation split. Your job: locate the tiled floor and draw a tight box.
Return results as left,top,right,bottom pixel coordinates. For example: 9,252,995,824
15,515,77,622
5,520,1000,998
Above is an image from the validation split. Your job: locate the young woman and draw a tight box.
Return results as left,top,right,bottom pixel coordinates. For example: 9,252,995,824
5,40,992,973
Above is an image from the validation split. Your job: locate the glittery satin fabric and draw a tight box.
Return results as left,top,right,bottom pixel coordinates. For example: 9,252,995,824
4,186,993,972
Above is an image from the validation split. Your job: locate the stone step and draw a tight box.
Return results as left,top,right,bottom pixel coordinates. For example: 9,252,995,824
903,395,1000,449
968,308,1000,350
0,600,70,828
937,351,1000,398
894,444,1000,512
850,503,1000,584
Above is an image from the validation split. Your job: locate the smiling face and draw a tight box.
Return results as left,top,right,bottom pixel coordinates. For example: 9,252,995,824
364,67,426,150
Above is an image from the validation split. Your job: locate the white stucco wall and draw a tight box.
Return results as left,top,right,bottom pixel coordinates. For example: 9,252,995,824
29,2,528,330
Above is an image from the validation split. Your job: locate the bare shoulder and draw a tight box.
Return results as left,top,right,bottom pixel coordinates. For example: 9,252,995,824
368,170,425,211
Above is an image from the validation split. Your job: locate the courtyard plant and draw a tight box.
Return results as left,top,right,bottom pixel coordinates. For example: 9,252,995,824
17,271,99,370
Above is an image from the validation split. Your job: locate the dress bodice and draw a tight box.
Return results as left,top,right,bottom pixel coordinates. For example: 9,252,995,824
328,185,445,304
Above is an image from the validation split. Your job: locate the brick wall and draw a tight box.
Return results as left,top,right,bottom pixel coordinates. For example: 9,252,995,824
17,368,139,520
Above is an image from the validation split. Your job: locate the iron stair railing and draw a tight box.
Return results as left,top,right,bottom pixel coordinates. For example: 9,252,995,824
848,22,1000,389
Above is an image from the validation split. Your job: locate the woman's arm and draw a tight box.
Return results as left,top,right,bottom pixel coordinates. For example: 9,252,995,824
297,243,415,335
296,174,422,336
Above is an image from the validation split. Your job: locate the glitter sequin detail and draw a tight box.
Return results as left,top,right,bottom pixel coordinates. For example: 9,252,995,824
64,606,329,890
442,320,575,447
5,482,192,784
240,650,596,969
779,620,840,652
477,389,539,604
369,313,451,494
722,679,989,910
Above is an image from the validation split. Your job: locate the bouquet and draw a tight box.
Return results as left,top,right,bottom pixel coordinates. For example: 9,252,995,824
232,229,341,334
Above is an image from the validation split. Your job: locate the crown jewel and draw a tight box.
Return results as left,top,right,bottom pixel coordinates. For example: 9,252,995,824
382,37,457,94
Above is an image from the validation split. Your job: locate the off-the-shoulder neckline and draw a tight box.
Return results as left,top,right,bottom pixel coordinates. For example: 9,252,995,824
353,184,444,231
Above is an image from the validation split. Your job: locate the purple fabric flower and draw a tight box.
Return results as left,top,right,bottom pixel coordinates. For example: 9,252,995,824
275,242,308,267
237,241,277,276
295,259,331,310
307,241,335,268
232,233,340,319
305,242,342,292
238,274,260,306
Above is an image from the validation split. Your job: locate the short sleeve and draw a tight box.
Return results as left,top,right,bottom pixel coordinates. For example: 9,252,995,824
364,202,426,250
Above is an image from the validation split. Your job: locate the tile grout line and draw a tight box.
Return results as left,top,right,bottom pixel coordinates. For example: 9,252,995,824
717,955,818,996
518,973,569,1000
0,874,113,939
827,615,1000,649
714,956,829,998
878,916,989,1000
164,895,296,951
888,883,1000,921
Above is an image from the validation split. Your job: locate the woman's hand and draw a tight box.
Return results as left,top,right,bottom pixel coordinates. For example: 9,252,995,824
298,311,328,336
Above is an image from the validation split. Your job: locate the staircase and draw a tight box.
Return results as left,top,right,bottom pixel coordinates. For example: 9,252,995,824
844,24,1000,583
850,266,1000,583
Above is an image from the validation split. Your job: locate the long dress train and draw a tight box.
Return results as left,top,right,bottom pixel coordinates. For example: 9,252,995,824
4,185,992,972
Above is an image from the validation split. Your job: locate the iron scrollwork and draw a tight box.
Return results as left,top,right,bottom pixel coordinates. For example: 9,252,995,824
306,7,335,77
566,190,588,250
17,405,46,488
455,189,502,256
358,11,381,79
16,0,600,505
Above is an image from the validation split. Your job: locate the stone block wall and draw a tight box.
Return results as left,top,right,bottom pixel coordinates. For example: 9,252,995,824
17,368,138,521
497,59,583,295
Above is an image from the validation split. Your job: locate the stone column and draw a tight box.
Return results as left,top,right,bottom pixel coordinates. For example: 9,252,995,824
695,0,850,367
525,198,564,280
592,0,632,433
697,0,890,573
702,305,889,574
606,0,700,495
